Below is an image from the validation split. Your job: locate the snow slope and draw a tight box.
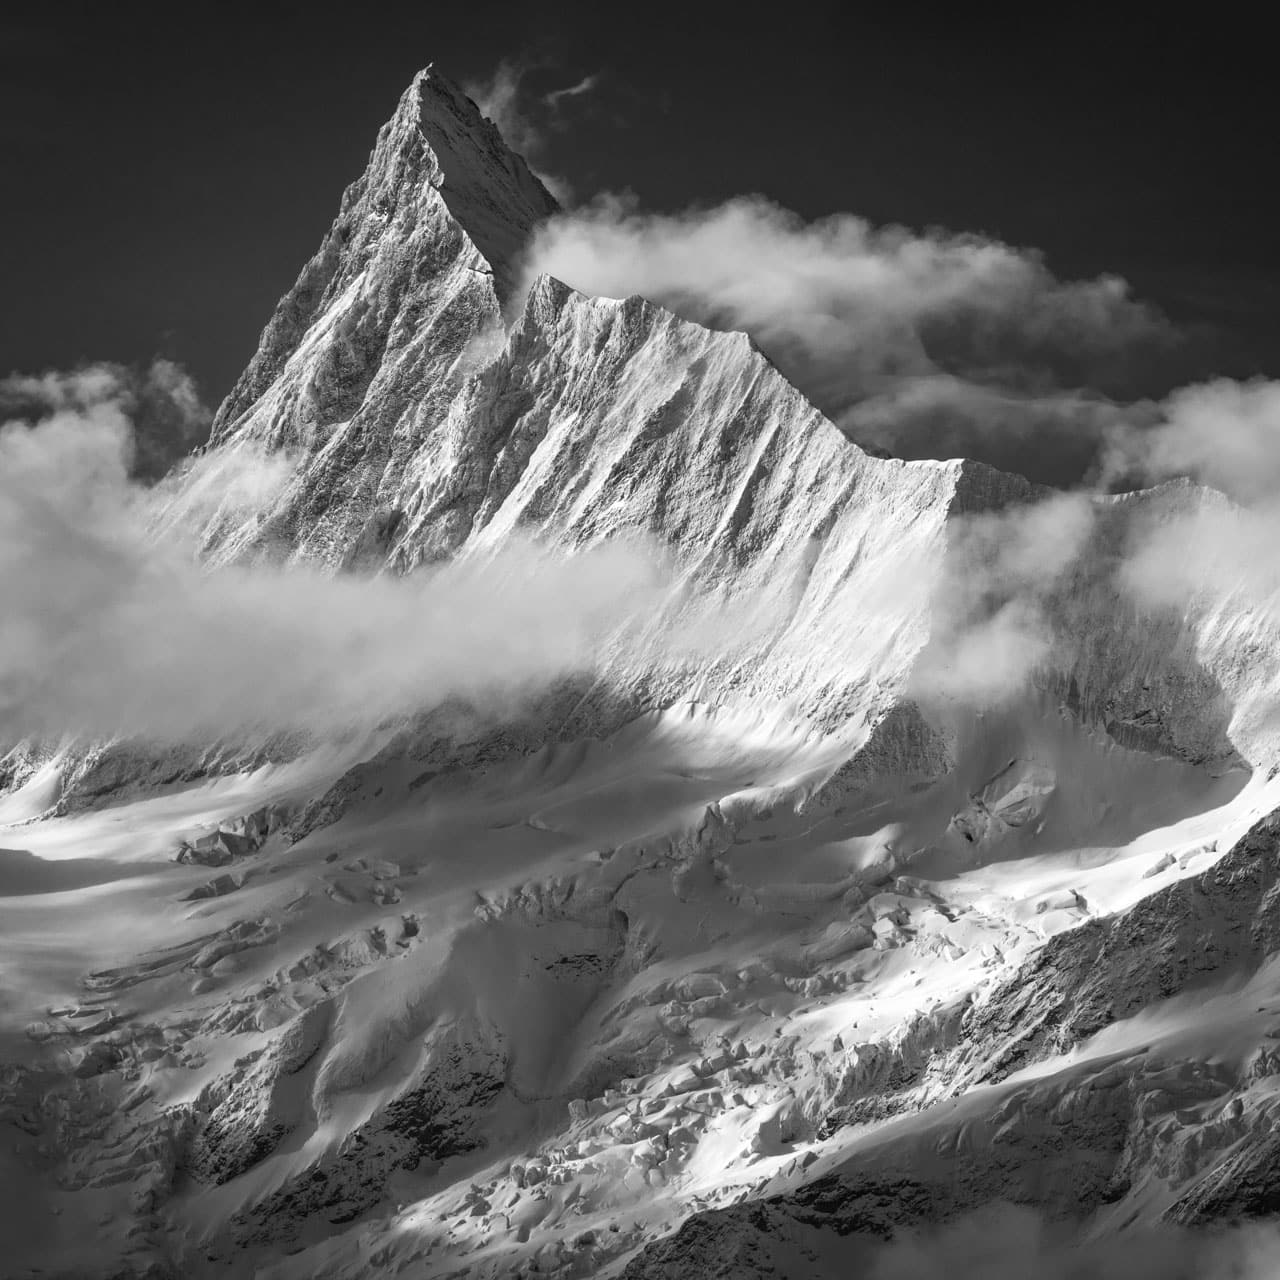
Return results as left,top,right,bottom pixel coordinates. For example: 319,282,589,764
5,64,1280,1280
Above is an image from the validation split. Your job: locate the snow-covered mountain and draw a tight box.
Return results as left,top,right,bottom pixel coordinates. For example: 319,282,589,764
5,65,1280,1279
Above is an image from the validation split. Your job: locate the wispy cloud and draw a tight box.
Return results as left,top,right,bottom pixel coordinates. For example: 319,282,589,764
910,492,1097,707
466,61,541,164
1103,377,1280,502
465,60,604,206
885,372,1280,721
544,73,602,108
0,386,670,743
0,359,210,480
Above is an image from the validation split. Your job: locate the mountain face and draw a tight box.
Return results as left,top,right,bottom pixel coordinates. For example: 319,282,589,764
202,67,559,566
189,72,1250,767
4,66,1280,1280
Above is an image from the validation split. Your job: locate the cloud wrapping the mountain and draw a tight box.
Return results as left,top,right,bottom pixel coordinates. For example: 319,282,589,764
521,195,1182,481
891,376,1280,715
0,395,670,743
1102,382,1280,698
910,492,1097,706
1122,492,1280,627
1103,377,1280,502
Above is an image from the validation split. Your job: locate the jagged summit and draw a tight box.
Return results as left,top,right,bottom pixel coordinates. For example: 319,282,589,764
399,65,560,295
208,64,556,458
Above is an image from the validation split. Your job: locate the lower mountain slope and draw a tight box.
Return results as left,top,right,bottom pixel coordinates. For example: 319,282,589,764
2,672,1277,1276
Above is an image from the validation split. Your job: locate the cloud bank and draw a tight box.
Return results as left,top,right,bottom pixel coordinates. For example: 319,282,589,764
910,492,1097,706
1104,377,1280,502
0,388,671,744
892,374,1280,716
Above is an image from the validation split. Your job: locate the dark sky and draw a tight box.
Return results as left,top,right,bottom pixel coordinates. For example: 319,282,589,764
3,4,1275,411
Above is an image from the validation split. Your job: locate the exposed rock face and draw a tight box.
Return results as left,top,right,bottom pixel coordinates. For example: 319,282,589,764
184,1001,331,1186
214,1017,509,1255
957,807,1280,1085
622,808,1280,1275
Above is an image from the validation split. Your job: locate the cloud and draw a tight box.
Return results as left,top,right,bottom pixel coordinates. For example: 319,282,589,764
466,61,541,167
544,73,601,108
0,359,211,481
146,437,301,543
869,1203,1280,1280
909,493,1097,707
1095,382,1280,722
0,393,674,744
1120,490,1280,630
855,371,1280,724
521,195,1184,483
845,374,1160,480
1103,378,1280,502
893,375,1280,723
465,61,603,206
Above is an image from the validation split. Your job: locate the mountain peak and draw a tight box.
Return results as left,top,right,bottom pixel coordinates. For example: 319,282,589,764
383,64,560,299
209,64,560,451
